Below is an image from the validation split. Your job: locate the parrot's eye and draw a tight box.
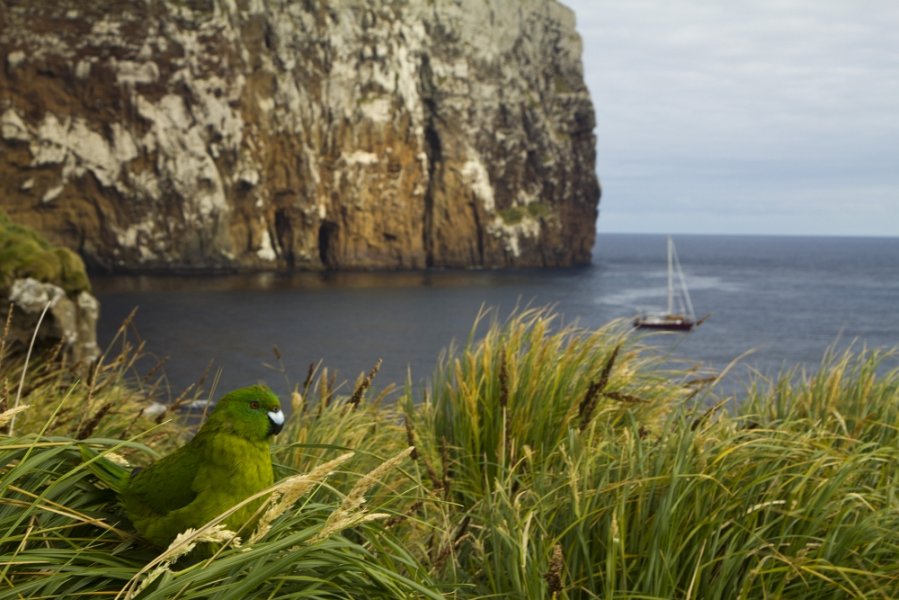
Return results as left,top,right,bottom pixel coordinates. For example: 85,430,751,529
250,401,260,409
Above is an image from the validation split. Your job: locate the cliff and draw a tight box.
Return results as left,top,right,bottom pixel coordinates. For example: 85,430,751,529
0,0,599,271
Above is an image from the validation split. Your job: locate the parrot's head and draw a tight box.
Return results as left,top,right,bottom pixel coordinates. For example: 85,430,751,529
207,384,285,441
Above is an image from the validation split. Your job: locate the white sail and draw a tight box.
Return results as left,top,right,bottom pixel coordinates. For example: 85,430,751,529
668,237,695,320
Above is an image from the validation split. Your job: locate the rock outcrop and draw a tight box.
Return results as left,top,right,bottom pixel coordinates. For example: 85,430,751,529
6,277,100,366
0,0,599,271
1,209,99,365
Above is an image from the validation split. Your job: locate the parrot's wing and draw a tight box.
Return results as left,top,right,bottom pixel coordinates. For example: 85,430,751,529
127,486,246,547
123,445,201,517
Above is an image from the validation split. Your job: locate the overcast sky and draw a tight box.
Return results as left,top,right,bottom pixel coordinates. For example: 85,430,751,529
564,1,899,237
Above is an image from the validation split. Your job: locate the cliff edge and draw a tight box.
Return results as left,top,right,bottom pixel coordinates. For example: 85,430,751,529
0,0,599,271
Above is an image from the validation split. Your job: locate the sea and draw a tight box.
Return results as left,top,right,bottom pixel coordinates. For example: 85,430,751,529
93,234,899,404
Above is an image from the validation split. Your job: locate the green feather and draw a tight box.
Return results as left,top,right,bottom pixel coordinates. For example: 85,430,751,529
87,385,283,548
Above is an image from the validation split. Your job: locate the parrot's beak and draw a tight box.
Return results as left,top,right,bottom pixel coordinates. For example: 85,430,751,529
267,409,285,436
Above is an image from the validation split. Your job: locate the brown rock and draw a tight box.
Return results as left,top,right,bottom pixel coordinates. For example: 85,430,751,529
0,0,600,271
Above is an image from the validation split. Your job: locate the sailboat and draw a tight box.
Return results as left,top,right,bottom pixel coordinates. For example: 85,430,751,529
633,236,701,331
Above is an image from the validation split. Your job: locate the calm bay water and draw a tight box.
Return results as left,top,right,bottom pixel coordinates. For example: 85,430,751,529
94,234,899,402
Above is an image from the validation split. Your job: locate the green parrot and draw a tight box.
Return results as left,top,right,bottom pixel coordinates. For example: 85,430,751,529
82,385,285,548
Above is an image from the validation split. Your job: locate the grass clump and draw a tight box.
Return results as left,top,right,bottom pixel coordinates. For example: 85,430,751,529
2,307,898,598
402,310,899,598
0,433,440,599
0,326,441,599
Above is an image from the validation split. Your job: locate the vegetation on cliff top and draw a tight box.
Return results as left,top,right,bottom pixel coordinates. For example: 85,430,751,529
0,208,91,295
1,309,897,598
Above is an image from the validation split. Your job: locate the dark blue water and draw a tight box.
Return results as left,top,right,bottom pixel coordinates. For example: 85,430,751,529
93,234,899,401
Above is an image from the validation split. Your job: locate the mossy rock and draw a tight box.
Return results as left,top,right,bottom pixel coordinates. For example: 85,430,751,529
0,209,90,295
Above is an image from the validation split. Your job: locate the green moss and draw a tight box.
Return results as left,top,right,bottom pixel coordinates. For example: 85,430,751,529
498,205,526,225
0,209,90,294
525,201,548,219
498,202,548,225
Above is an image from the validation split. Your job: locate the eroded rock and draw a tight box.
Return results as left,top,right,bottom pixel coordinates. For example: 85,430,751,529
6,278,100,366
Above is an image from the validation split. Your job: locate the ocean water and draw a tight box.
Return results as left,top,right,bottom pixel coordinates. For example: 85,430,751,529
93,234,899,402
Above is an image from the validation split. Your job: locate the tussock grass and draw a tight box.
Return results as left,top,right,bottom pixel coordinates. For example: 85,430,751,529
401,310,898,598
0,432,439,599
2,307,898,598
0,321,439,599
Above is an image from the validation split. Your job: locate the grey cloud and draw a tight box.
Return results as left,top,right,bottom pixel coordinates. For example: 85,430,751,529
565,0,899,236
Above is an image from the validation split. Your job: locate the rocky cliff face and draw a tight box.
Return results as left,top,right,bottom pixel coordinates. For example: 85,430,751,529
0,0,599,271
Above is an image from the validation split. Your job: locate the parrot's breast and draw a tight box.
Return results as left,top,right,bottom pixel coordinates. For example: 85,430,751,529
200,433,274,491
196,433,274,529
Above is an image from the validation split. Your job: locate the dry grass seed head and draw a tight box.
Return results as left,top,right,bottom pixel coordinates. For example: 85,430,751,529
291,390,304,414
0,404,29,427
342,446,414,513
128,525,240,599
311,447,414,543
349,359,382,408
544,543,564,595
249,451,355,544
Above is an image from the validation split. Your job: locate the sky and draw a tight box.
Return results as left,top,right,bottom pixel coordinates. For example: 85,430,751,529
564,1,899,237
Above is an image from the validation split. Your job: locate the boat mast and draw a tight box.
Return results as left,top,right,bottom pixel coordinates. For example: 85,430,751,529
671,239,695,319
666,236,674,314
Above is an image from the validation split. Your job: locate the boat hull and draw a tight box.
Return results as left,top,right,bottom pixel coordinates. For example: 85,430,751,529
633,314,696,331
